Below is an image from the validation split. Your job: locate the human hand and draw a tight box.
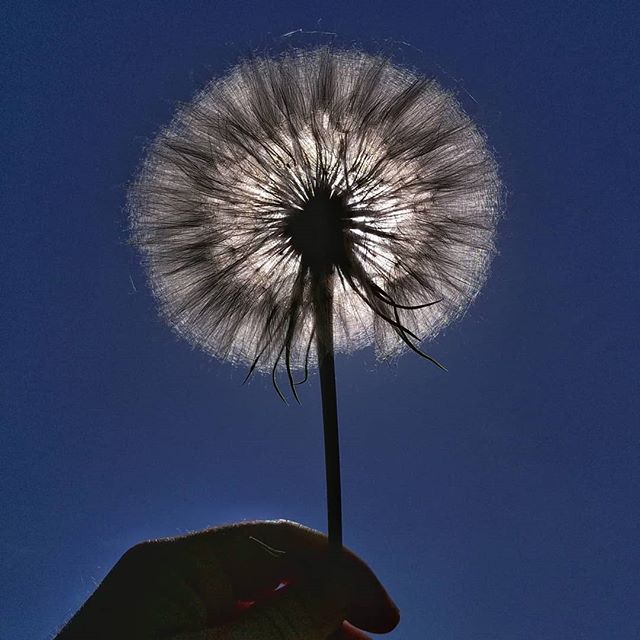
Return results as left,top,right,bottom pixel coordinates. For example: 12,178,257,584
55,520,399,639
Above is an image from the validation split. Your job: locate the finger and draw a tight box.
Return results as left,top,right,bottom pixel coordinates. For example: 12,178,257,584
224,520,399,633
171,520,399,632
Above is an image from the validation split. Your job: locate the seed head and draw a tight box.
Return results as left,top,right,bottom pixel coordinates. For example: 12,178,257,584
130,48,500,378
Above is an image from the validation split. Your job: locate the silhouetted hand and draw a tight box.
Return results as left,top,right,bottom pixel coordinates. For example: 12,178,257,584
55,520,399,639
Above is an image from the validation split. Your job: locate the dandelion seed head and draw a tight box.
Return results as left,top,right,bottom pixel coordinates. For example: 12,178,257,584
130,48,500,373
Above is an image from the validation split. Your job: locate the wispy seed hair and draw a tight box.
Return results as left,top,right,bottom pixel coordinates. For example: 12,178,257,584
130,48,500,378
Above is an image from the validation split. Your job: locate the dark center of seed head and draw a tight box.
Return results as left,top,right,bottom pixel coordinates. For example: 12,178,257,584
285,188,352,274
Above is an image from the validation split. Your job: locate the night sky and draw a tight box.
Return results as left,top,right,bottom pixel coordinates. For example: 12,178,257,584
2,2,639,639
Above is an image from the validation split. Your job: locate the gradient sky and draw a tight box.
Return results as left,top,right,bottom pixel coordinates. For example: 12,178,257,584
2,2,639,639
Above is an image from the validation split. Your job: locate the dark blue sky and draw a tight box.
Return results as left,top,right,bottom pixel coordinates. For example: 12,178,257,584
2,2,639,639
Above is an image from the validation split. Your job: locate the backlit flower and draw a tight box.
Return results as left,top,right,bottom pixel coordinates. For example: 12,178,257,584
130,48,500,386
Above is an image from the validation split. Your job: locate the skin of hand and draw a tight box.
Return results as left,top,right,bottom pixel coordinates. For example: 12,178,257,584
54,520,400,640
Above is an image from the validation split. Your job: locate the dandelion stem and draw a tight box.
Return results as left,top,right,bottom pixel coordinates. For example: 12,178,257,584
312,270,343,552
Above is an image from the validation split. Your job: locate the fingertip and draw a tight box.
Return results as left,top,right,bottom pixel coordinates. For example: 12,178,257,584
326,547,398,633
345,582,400,633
